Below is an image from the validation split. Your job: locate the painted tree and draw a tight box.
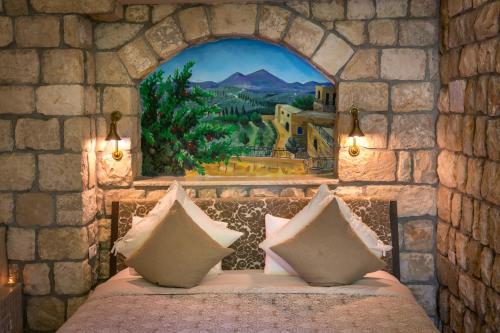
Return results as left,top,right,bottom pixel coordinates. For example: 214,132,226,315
140,61,245,176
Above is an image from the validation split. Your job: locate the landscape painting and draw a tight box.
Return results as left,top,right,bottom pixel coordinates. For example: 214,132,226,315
140,38,335,177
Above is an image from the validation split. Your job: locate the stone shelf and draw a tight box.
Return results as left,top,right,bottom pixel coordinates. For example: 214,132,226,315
133,175,339,187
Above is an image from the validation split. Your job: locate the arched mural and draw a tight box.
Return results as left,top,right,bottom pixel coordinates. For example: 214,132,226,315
140,38,335,177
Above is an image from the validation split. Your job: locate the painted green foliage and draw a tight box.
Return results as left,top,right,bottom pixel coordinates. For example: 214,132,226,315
140,62,245,176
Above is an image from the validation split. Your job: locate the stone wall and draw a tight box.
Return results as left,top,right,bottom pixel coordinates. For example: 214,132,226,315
436,0,500,332
0,0,442,331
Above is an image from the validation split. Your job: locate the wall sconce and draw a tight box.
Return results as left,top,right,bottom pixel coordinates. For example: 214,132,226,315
105,111,123,161
348,106,364,157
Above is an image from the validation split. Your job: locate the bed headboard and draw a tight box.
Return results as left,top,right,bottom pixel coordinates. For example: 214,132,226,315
110,197,400,279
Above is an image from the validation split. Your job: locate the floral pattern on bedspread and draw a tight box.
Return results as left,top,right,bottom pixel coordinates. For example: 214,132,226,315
59,293,437,333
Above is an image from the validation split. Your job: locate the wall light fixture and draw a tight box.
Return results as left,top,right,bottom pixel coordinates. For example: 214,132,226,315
105,111,123,161
348,105,364,157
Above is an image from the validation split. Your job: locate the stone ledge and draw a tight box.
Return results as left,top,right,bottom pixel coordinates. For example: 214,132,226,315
133,176,339,187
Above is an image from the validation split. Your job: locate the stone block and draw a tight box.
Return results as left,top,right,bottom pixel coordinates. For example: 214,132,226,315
463,116,474,156
475,75,488,113
487,119,499,161
389,114,434,149
459,44,478,77
118,37,158,79
249,188,279,197
408,284,436,315
481,161,500,206
125,5,149,22
445,115,464,152
397,185,436,217
219,187,248,198
27,296,64,331
480,247,494,286
211,4,257,36
399,19,436,46
391,82,434,112
36,85,84,116
466,239,481,278
334,21,365,46
64,117,91,152
95,23,143,50
23,264,50,296
478,38,498,74
456,232,469,270
32,0,116,14
397,151,411,182
42,49,84,84
473,2,500,41
338,82,388,111
347,0,375,19
0,86,34,114
4,0,28,15
15,16,59,47
428,48,439,81
311,0,344,21
381,49,426,80
38,227,88,260
0,50,39,84
0,154,35,190
368,19,397,46
449,295,465,332
465,158,483,198
437,254,459,295
404,220,433,251
15,118,60,150
464,79,476,114
102,87,139,116
400,252,434,282
449,11,476,48
437,186,452,222
280,188,305,197
410,0,436,17
16,193,54,227
0,193,13,225
54,260,92,295
63,15,92,48
487,75,499,116
258,5,291,42
414,150,437,184
439,288,450,324
152,4,177,23
145,16,186,59
440,52,451,85
57,190,96,226
312,33,354,77
340,49,378,80
451,193,462,228
339,149,396,182
38,154,83,191
0,120,12,151
437,222,450,255
459,273,476,310
91,2,123,22
0,16,13,47
97,151,133,187
95,52,132,84
456,155,468,192
284,17,324,57
7,227,35,261
437,150,458,188
375,0,407,17
178,6,210,42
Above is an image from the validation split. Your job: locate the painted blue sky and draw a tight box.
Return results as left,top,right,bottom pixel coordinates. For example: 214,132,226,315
156,38,330,84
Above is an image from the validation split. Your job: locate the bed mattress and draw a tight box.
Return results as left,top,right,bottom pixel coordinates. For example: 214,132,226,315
58,269,438,333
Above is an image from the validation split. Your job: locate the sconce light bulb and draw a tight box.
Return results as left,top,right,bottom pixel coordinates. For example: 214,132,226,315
112,140,123,161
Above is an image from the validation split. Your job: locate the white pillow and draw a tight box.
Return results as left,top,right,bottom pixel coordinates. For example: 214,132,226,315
263,214,297,275
113,181,243,258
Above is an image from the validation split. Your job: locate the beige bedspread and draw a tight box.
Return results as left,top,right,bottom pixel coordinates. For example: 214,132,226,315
58,270,438,333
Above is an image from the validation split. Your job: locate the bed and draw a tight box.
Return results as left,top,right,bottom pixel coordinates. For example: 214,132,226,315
58,197,438,333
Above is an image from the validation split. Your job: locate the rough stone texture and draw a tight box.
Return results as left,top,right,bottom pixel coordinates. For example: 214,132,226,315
0,16,13,47
477,38,497,73
397,151,411,182
368,19,397,46
27,296,65,331
0,193,13,225
54,261,92,295
487,119,499,161
38,154,83,191
95,23,143,50
36,85,84,116
284,17,324,57
211,4,257,36
347,0,375,19
125,5,149,23
410,0,436,17
23,264,50,296
338,82,388,111
145,16,187,59
311,0,344,21
404,220,433,251
102,87,139,115
255,7,291,43
15,118,60,150
64,117,92,152
7,227,35,261
16,193,54,227
118,37,158,79
15,16,60,48
391,83,434,112
312,33,354,76
389,115,435,149
95,52,132,84
64,15,93,48
4,0,28,15
219,187,248,198
38,227,88,260
0,154,35,190
151,4,177,23
0,120,12,151
42,49,84,84
375,0,407,17
399,20,437,46
0,50,39,84
335,21,366,46
97,152,133,187
381,49,426,80
340,49,378,80
0,86,34,114
400,253,434,282
414,150,437,184
31,0,116,14
473,2,500,41
178,6,210,42
338,149,396,182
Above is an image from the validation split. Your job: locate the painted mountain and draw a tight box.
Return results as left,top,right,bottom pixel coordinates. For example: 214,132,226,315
191,69,332,93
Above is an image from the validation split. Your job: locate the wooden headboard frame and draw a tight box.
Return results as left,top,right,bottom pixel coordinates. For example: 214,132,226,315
109,200,400,280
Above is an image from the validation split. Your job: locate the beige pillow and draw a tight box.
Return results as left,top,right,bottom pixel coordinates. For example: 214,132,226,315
270,198,385,286
126,201,234,288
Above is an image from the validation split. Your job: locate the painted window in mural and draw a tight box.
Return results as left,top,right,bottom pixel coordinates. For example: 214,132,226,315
140,38,335,177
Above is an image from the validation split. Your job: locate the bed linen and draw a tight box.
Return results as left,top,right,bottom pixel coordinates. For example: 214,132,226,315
58,269,438,333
